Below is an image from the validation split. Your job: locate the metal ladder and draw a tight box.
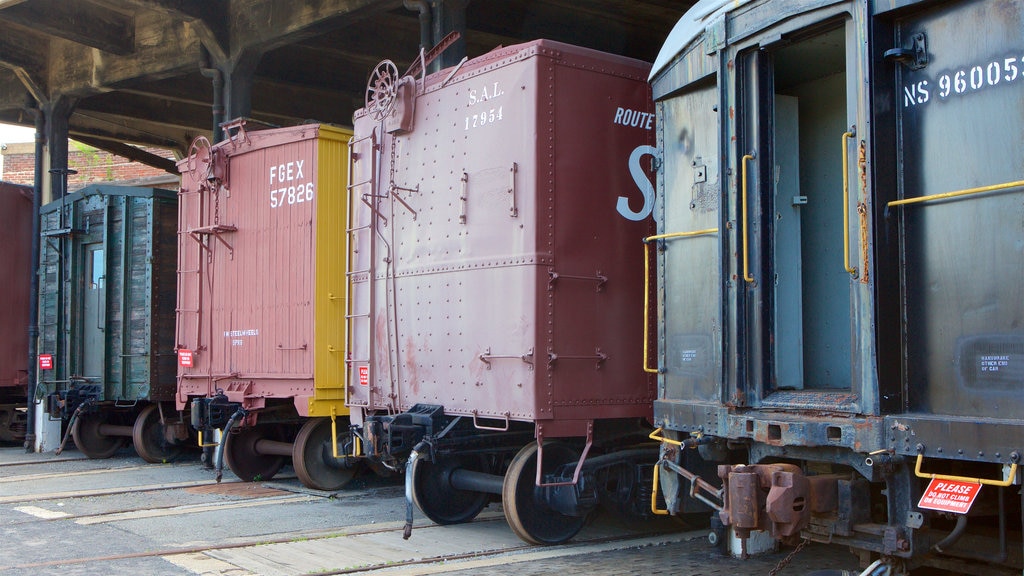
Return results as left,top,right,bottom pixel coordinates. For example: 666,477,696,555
344,130,379,409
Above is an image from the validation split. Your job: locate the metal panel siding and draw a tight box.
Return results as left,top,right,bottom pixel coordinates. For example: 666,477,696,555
37,186,177,402
354,52,544,419
895,0,1024,419
351,40,655,426
177,124,352,416
310,126,353,417
655,82,723,428
0,183,33,390
547,51,657,421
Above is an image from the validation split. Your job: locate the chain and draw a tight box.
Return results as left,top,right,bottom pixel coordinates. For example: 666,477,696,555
213,183,220,226
768,538,810,576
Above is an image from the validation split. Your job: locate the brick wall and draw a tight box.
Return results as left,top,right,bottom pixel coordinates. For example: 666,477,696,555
1,141,175,192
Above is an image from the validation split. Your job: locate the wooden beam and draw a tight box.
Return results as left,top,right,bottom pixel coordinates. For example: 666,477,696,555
71,134,178,173
120,0,229,60
47,12,201,99
0,0,135,55
229,0,398,56
0,24,48,101
0,68,32,109
76,90,212,133
68,109,192,152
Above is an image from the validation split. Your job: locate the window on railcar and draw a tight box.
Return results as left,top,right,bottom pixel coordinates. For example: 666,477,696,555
83,244,106,379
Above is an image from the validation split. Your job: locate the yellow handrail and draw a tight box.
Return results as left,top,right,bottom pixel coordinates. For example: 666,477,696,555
651,460,671,515
330,406,363,458
888,179,1024,207
741,153,755,283
649,426,684,446
642,230,718,374
842,130,857,277
914,454,1018,487
330,407,340,459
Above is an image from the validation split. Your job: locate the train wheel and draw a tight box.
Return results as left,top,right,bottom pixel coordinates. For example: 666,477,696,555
292,418,358,491
224,425,286,482
502,441,587,545
132,404,183,464
72,411,125,459
411,454,490,525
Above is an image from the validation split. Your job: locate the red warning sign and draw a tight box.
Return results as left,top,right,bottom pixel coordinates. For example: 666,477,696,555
178,349,194,368
917,478,982,514
38,354,53,370
359,365,369,386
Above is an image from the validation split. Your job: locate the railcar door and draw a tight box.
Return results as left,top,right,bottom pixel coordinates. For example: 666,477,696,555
731,5,865,406
657,82,723,408
887,0,1024,425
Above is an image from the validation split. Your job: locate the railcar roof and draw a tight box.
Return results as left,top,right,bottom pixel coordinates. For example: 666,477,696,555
650,0,754,80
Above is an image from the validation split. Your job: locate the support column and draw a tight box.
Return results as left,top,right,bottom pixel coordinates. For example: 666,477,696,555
221,49,263,136
32,96,75,452
43,96,75,201
431,0,469,71
23,108,43,453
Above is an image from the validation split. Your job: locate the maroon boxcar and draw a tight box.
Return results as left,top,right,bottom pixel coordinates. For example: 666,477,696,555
348,40,658,544
0,181,32,443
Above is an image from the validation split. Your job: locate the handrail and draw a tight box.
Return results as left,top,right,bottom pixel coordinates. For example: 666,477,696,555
842,130,857,277
887,179,1024,207
741,153,755,283
651,460,671,515
914,454,1018,487
648,428,725,514
642,229,718,374
649,426,683,446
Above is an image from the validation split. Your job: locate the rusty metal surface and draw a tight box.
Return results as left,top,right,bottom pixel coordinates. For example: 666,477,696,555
719,463,814,541
0,182,33,392
175,123,351,417
348,40,656,431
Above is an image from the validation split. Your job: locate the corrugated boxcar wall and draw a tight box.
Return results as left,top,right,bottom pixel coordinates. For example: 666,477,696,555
38,186,178,403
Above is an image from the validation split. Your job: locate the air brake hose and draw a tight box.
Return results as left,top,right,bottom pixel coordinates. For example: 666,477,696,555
215,407,247,483
932,514,967,553
403,441,428,539
55,399,91,456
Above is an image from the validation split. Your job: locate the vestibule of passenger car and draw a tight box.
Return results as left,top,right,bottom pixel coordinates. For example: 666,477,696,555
736,19,855,394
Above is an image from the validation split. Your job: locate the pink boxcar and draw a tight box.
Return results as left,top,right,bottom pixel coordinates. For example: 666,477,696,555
0,181,32,443
176,122,356,489
348,40,657,544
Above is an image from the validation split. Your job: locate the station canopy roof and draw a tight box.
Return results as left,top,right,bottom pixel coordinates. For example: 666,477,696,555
0,0,694,169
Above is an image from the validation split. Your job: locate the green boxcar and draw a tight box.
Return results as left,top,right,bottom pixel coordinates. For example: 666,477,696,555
38,184,187,461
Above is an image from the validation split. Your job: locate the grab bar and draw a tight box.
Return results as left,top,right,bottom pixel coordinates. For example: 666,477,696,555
842,130,857,277
741,153,756,283
642,229,718,374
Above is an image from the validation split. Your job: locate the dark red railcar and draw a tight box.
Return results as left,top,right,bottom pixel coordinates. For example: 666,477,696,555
348,40,658,544
0,181,32,443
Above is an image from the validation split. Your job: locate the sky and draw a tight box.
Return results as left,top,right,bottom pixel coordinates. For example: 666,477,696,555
0,122,36,145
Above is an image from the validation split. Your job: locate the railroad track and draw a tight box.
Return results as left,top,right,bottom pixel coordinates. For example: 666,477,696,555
3,466,697,574
0,447,863,576
4,511,700,575
1,447,699,575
